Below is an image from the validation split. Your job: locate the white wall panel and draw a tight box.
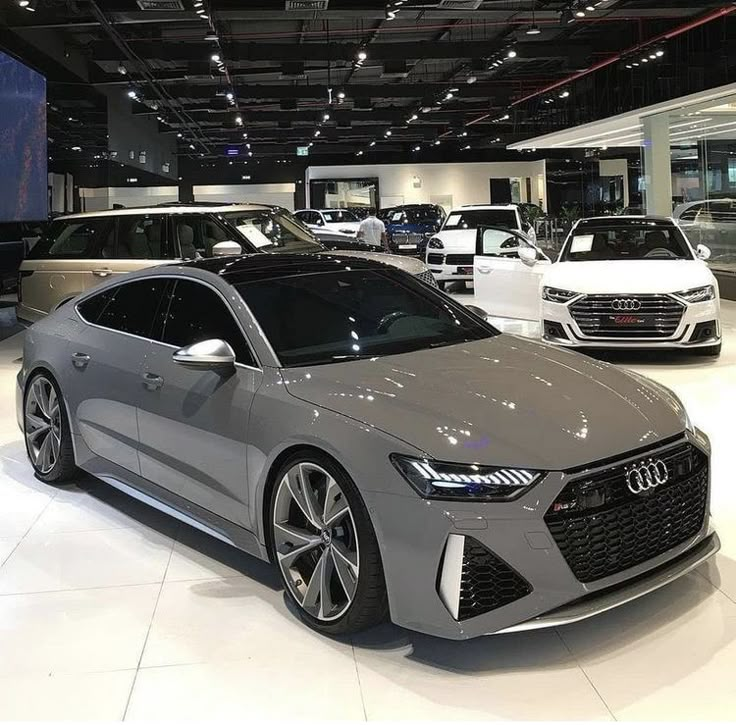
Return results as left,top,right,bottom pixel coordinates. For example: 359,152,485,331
306,161,547,210
193,183,296,210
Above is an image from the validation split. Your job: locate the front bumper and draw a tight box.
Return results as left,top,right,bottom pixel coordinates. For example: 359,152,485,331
542,297,721,349
368,430,717,639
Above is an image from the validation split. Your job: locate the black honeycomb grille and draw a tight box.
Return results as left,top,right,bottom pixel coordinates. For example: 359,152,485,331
457,538,532,621
545,442,709,583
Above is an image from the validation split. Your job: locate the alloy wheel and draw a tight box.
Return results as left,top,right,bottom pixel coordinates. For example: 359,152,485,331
273,462,359,621
24,376,61,475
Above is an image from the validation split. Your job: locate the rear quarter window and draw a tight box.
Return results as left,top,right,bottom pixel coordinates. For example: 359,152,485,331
27,218,113,259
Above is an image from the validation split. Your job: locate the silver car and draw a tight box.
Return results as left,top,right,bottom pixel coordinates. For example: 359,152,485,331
16,254,719,639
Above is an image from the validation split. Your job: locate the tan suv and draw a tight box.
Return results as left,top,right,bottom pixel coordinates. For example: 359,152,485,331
17,204,436,323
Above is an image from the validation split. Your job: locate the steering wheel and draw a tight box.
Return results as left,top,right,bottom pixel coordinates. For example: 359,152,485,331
377,310,412,334
644,248,677,259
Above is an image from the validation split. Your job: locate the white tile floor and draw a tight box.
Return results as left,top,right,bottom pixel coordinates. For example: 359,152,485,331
0,302,735,721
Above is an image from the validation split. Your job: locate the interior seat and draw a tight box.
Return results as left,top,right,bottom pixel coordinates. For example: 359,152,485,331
177,223,198,259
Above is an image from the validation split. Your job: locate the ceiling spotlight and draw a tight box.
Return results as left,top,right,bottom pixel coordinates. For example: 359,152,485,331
385,130,392,136
196,8,205,13
71,146,81,151
444,92,454,101
337,91,346,99
18,0,30,6
586,4,595,10
656,49,665,57
204,32,218,41
434,139,441,146
314,129,321,137
460,130,468,137
235,115,243,125
625,63,633,69
177,132,183,138
243,132,248,139
211,53,221,62
200,14,209,19
641,57,649,63
526,24,541,35
117,63,127,75
189,144,195,150
575,10,586,18
559,90,570,98
649,53,657,59
467,75,477,84
225,92,234,101
507,49,517,58
356,150,364,156
409,114,418,121
413,145,421,151
357,49,368,62
386,9,397,20
127,89,138,99
462,144,471,150
323,112,330,121
248,151,253,157
369,140,376,147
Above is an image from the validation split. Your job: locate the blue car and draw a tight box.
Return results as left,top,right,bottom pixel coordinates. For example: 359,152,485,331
381,204,446,257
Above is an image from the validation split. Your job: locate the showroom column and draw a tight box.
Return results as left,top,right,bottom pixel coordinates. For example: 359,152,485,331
642,114,673,215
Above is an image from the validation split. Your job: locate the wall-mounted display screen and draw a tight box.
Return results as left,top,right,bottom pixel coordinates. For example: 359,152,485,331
0,50,47,222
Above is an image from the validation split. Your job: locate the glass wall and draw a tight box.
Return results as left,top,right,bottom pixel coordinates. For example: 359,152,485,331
642,92,736,273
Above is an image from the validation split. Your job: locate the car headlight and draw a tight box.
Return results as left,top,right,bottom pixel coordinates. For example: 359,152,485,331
391,455,546,502
675,285,715,303
428,237,444,249
542,286,579,303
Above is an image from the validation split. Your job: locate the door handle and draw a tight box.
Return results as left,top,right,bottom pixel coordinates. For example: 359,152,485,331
477,265,492,275
71,352,90,369
142,372,164,391
92,268,112,278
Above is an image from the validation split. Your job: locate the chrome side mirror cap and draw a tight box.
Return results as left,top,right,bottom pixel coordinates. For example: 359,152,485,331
696,244,711,261
172,339,236,369
212,241,243,256
465,304,490,320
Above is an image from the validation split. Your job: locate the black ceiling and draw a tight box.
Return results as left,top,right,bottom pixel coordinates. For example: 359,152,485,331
2,0,735,168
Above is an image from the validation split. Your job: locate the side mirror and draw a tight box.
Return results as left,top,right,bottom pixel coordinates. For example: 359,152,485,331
465,305,489,320
172,339,236,369
518,245,539,266
212,241,242,256
696,244,711,261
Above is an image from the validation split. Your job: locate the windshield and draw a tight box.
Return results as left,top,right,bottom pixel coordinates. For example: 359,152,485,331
221,210,324,254
322,210,358,223
442,209,518,231
388,208,442,225
561,222,693,262
235,269,496,367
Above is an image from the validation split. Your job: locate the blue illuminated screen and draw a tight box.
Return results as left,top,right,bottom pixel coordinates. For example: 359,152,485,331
0,50,47,222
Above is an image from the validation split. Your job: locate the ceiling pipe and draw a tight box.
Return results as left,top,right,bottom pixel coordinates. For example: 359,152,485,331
510,4,736,107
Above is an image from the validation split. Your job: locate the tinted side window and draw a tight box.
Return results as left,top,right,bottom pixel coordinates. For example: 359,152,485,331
161,280,254,365
77,287,117,324
679,205,702,222
115,215,171,259
92,279,169,337
28,218,112,259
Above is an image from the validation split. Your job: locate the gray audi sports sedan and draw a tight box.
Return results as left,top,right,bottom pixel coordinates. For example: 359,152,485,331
17,254,719,639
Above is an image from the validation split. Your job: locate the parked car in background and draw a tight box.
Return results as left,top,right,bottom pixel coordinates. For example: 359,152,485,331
472,216,721,356
293,208,361,236
17,204,435,322
18,253,717,639
0,221,46,293
426,204,532,289
383,204,445,257
673,199,736,265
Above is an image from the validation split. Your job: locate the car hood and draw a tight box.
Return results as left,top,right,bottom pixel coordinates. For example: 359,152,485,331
434,229,477,253
283,335,688,470
325,221,360,232
545,260,715,294
325,249,427,275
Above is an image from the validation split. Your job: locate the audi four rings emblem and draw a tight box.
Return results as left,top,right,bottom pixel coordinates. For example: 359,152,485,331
625,458,669,494
612,298,642,311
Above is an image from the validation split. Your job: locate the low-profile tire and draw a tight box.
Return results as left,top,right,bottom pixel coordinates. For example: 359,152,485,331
693,342,721,358
268,451,388,636
23,372,78,484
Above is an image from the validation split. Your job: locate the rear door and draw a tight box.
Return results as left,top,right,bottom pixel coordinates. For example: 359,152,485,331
473,226,550,320
136,277,262,527
20,216,114,317
67,277,170,474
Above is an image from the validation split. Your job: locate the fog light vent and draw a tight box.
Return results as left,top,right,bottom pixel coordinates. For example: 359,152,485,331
438,534,532,621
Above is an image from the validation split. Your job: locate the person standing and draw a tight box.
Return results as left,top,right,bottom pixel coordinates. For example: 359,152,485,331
357,208,388,251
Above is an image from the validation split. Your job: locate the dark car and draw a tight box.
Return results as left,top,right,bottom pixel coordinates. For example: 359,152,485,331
383,204,446,257
0,221,46,294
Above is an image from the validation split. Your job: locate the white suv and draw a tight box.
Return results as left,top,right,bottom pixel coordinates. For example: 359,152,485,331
293,209,361,236
425,204,532,289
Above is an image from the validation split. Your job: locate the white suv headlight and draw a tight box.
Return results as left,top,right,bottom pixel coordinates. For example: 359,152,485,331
542,286,579,303
675,285,715,303
428,237,444,249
